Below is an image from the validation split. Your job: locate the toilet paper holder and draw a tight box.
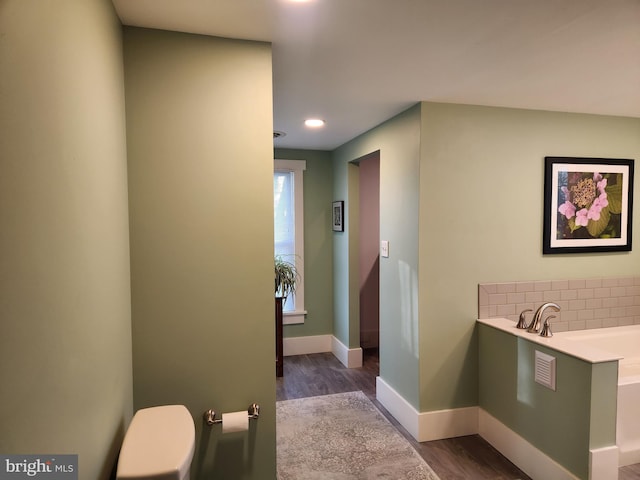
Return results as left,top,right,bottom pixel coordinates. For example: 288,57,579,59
203,403,260,426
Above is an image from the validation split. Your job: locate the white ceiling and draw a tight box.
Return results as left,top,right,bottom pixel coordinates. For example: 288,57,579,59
112,0,640,151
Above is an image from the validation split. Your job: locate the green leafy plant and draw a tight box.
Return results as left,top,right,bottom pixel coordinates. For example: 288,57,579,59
275,255,299,300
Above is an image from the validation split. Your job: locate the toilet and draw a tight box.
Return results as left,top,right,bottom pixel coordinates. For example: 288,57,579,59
117,405,195,480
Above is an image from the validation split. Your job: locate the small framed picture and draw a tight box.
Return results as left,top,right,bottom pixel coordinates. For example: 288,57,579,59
332,201,344,232
543,156,634,254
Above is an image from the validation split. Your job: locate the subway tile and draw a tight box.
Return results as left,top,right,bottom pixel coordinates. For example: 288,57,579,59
489,293,507,305
586,319,603,330
553,322,569,332
478,286,489,308
534,281,552,292
578,309,594,321
569,320,586,331
496,304,516,317
577,288,594,299
619,316,634,326
586,298,602,309
525,291,544,303
516,282,534,293
560,289,578,300
594,287,611,298
479,276,640,333
516,303,535,314
497,282,517,294
543,290,562,302
620,296,634,307
626,286,640,296
594,308,610,319
627,305,640,317
611,286,627,297
552,280,569,290
611,306,626,318
481,283,497,294
568,279,586,289
619,276,635,287
585,278,603,289
568,299,586,311
507,292,526,304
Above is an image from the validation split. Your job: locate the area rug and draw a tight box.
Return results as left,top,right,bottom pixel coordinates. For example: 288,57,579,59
276,391,441,479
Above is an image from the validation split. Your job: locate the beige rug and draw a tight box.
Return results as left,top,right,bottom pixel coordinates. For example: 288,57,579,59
277,391,441,479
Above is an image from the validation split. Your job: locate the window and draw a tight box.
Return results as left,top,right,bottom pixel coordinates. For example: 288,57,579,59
274,159,306,324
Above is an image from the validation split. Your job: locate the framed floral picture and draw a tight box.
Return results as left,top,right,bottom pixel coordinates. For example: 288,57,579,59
543,157,634,254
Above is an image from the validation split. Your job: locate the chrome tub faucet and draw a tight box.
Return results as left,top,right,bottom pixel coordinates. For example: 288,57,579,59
526,302,560,334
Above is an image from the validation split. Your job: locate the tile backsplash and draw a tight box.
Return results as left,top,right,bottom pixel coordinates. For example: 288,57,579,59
478,276,640,332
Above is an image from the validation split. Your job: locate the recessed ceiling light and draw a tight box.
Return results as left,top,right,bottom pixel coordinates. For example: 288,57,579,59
304,119,325,128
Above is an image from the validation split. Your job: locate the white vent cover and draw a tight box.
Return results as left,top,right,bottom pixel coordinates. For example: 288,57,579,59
535,350,556,391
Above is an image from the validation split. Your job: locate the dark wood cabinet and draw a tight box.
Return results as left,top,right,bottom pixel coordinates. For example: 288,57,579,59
275,297,283,377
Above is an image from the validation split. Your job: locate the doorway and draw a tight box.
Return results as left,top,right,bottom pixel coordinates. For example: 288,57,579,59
358,152,380,358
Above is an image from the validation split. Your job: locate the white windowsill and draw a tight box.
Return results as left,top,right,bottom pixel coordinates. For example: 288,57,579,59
283,310,307,325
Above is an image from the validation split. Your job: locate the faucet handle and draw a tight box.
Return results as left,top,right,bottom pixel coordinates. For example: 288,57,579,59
539,315,556,337
516,309,533,329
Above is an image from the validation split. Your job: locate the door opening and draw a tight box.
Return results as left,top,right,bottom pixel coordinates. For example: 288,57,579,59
358,153,380,359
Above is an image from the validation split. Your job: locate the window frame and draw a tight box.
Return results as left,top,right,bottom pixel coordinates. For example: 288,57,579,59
274,159,306,324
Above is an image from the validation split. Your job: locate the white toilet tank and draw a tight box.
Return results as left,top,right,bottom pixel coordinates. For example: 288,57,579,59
117,405,195,480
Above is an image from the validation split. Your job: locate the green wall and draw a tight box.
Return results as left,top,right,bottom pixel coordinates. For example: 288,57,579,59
478,324,618,479
330,101,639,419
274,149,334,338
124,28,275,479
419,102,640,412
333,105,422,408
0,1,133,478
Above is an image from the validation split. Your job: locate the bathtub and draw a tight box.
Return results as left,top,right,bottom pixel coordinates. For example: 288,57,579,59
557,324,640,467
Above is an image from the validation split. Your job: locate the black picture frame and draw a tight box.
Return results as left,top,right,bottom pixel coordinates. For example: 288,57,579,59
332,201,344,232
543,156,634,254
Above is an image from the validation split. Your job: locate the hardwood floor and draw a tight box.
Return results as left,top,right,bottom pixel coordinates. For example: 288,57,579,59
276,350,640,480
276,350,529,479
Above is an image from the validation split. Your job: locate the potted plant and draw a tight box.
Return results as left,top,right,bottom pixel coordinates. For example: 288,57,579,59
274,255,299,377
275,255,299,303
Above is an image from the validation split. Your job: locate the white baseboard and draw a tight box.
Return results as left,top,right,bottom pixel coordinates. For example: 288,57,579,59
283,335,332,356
619,444,640,467
282,335,363,369
376,376,478,442
418,405,478,442
479,409,617,480
590,446,619,480
331,336,362,368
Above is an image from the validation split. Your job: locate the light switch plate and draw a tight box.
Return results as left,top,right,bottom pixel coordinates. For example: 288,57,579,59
380,240,389,258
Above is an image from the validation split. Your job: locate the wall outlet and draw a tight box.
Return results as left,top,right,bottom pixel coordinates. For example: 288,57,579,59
380,240,389,258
